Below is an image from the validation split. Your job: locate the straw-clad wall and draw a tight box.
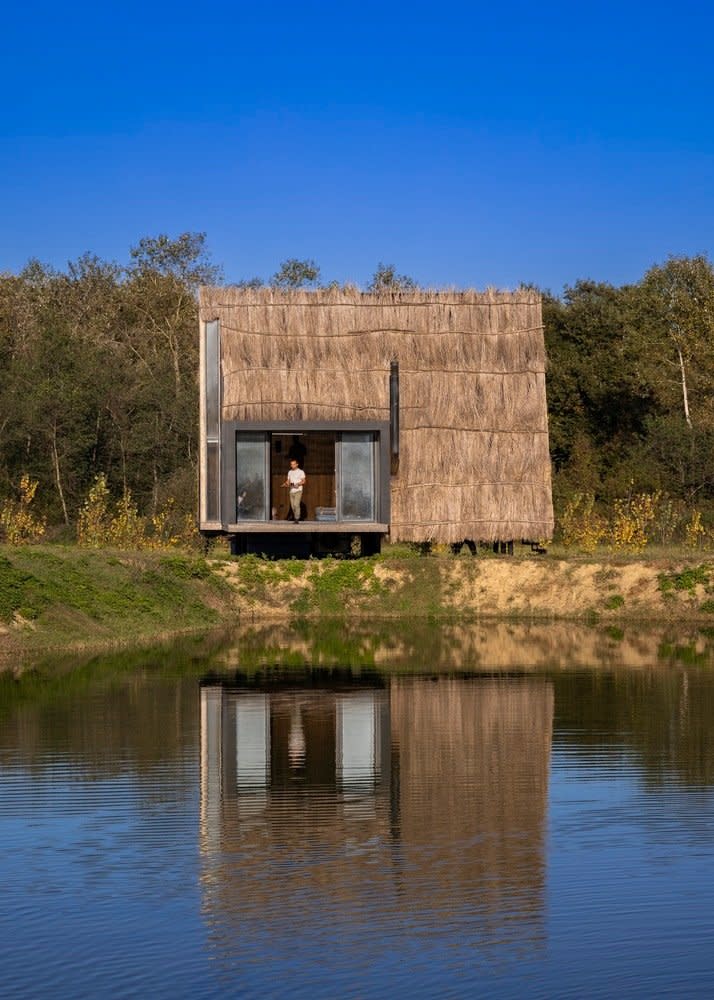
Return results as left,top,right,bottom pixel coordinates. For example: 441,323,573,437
199,286,554,542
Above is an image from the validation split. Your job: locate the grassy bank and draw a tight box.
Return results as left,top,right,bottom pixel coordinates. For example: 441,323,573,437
221,546,714,624
4,543,714,664
0,545,233,660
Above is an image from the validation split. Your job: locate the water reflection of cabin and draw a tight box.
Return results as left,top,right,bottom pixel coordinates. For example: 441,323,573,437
198,288,554,555
200,677,391,803
198,674,554,951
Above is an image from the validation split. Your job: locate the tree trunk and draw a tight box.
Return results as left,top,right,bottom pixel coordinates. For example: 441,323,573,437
120,438,128,496
51,424,70,525
92,412,101,469
673,337,692,429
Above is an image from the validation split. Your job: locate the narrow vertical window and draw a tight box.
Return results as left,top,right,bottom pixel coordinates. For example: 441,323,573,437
235,695,270,791
204,320,221,522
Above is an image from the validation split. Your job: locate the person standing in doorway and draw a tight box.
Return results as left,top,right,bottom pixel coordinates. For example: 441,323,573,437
283,458,306,522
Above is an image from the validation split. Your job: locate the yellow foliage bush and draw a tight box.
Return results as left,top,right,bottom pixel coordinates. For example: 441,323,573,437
108,491,146,548
145,497,179,549
181,513,202,547
609,492,658,553
652,494,685,546
684,510,706,550
559,490,714,553
77,474,198,550
77,474,111,547
559,493,606,552
0,475,46,545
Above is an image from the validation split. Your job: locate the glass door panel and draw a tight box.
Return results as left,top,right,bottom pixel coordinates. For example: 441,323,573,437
338,433,376,521
236,433,268,520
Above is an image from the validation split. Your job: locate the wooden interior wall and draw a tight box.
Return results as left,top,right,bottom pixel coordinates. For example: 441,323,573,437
269,433,336,520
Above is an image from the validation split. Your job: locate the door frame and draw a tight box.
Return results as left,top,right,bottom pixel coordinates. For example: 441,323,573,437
222,420,390,529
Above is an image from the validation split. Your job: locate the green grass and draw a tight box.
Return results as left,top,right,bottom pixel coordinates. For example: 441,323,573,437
7,541,714,662
0,545,231,651
604,594,625,610
658,564,710,595
657,639,711,667
226,548,452,620
290,558,387,616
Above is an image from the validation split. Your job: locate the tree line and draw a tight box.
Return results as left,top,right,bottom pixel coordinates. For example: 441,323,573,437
1,233,714,534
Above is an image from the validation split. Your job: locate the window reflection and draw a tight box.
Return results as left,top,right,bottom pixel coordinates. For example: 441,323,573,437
339,432,375,521
200,681,389,804
236,433,267,520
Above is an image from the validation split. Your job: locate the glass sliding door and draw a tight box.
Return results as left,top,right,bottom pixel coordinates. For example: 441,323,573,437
338,432,376,521
236,433,269,520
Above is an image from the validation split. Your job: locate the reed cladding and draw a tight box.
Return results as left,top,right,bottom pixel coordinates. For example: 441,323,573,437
200,286,554,543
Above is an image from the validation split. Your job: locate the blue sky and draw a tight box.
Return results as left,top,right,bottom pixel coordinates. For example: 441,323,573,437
2,0,713,292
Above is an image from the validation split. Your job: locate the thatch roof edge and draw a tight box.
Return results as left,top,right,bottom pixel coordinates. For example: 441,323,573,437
199,286,542,309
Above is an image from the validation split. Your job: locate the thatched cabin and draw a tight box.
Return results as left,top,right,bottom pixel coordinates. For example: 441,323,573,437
198,287,553,554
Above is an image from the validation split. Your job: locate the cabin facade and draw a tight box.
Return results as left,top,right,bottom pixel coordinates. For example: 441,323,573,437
198,287,553,555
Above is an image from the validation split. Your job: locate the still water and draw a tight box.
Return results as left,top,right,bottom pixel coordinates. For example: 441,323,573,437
1,622,714,998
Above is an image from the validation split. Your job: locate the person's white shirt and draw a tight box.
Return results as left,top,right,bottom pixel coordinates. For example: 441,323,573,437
287,467,306,492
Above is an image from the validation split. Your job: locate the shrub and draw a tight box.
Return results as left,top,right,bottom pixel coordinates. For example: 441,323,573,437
0,475,47,545
77,474,111,547
108,490,146,548
652,494,686,546
684,510,706,550
560,493,606,552
609,492,658,553
77,474,197,550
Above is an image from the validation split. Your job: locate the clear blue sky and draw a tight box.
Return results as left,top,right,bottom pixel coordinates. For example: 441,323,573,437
2,0,713,292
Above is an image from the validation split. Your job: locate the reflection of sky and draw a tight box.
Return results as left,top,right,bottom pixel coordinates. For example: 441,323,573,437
547,760,714,996
0,767,215,998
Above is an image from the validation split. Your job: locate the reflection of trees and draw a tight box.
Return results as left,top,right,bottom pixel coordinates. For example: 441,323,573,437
553,670,714,787
236,475,264,519
218,622,714,788
341,482,371,519
0,675,198,790
220,620,714,676
0,638,226,789
5,621,714,797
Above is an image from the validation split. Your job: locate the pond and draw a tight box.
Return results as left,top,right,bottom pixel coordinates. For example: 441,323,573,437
2,622,714,997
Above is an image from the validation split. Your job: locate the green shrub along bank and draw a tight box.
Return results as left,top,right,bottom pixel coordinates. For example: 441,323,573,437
228,552,447,620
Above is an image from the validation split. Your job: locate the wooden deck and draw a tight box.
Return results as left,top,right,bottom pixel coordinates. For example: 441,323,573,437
226,521,388,534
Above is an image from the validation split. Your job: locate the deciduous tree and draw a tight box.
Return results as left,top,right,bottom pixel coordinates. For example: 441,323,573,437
367,262,416,292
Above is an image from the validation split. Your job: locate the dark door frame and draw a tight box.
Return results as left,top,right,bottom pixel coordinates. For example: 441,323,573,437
221,420,391,530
